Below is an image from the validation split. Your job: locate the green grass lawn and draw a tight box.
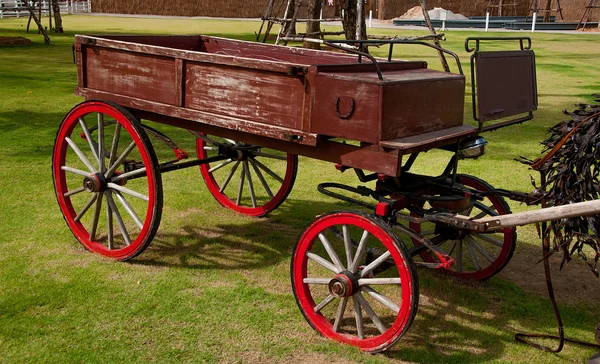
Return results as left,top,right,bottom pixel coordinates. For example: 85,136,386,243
1,14,599,363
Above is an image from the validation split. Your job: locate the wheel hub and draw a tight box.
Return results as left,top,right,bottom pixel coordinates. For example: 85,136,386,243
328,270,359,298
83,173,106,193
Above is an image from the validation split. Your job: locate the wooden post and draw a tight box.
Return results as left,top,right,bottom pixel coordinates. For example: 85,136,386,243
26,6,51,44
48,0,53,31
356,0,364,41
419,0,450,72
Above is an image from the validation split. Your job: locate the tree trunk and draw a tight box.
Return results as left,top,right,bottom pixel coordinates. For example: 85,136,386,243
340,0,367,41
52,0,63,33
304,0,322,50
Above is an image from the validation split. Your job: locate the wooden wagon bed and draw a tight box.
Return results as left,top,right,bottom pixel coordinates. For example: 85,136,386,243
73,34,476,176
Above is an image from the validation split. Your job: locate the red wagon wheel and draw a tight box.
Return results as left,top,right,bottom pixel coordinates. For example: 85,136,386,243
410,174,516,280
53,101,163,261
291,211,419,353
196,134,297,217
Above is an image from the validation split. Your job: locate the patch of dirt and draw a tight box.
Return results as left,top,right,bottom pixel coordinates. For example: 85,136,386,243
0,36,33,46
499,242,600,306
396,6,468,20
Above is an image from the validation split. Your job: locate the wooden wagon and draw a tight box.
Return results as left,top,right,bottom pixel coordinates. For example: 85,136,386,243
53,34,595,352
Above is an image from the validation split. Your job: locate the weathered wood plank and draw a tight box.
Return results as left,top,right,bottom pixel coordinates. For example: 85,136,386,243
468,199,600,231
75,87,318,146
184,62,305,130
379,125,477,150
84,47,178,106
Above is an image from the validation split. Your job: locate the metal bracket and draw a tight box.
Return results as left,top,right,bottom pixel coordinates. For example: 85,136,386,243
335,97,355,120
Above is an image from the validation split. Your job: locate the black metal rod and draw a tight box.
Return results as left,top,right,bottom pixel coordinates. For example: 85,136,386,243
112,155,229,182
159,155,229,174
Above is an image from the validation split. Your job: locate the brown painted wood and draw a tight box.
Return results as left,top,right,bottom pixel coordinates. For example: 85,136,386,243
74,34,471,176
133,110,402,176
84,47,178,106
379,125,478,152
184,62,305,130
175,58,184,107
75,87,318,146
311,76,380,142
380,69,466,141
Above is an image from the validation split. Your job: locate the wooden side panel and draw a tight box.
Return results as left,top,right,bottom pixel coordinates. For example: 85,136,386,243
310,77,380,143
84,47,178,106
184,62,305,130
381,75,465,141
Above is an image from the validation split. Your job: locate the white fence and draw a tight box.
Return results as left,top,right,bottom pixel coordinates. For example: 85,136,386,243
0,1,91,18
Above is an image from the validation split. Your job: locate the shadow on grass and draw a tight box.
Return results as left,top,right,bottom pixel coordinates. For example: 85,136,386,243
128,196,600,363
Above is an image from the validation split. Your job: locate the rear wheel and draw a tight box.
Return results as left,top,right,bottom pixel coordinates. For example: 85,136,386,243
53,101,162,260
292,211,419,353
409,175,516,280
196,134,297,217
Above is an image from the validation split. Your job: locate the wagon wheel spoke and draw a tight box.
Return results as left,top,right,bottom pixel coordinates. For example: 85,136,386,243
196,134,297,217
208,159,233,173
318,233,345,272
472,233,504,248
89,195,103,241
249,160,274,198
455,239,463,272
408,174,516,280
361,286,400,313
75,193,98,222
333,297,348,332
53,102,162,261
113,190,143,229
307,252,340,274
106,202,114,250
64,186,85,198
302,278,331,284
78,117,100,164
349,230,369,273
97,113,106,173
342,225,354,267
108,122,121,168
464,237,481,271
107,183,149,201
105,190,131,246
66,137,97,173
360,251,391,277
61,165,93,177
243,161,257,208
314,294,335,313
236,164,246,205
466,235,495,263
220,161,240,193
251,151,287,160
353,297,365,339
355,293,386,334
292,212,418,353
249,156,284,183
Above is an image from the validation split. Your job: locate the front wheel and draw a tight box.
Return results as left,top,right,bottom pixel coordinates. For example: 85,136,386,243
53,101,163,260
291,211,419,353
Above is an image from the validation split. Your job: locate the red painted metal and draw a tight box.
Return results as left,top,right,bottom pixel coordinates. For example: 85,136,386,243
375,202,391,217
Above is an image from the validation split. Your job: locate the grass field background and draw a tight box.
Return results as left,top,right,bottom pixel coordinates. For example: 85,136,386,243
0,15,599,362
